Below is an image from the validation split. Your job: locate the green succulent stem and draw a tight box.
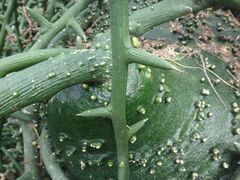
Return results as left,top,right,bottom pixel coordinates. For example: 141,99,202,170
40,127,69,180
129,0,214,36
27,8,53,31
0,0,16,56
30,0,93,50
109,0,131,179
45,0,57,20
126,48,178,70
13,6,23,52
68,18,86,41
0,48,73,77
18,122,41,180
0,51,107,118
109,0,181,178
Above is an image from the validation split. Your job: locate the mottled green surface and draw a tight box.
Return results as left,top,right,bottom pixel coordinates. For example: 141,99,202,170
47,10,240,180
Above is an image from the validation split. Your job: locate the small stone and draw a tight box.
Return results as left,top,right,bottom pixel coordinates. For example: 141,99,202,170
130,135,137,144
131,6,137,11
107,160,113,167
155,96,162,104
150,168,155,174
171,147,178,154
202,89,210,96
212,148,219,155
166,97,172,103
90,95,98,101
157,161,163,166
222,162,229,169
82,84,89,89
159,85,164,92
191,172,199,180
179,167,186,172
201,137,208,143
207,112,213,117
137,106,146,115
160,78,165,83
234,128,240,135
201,77,205,82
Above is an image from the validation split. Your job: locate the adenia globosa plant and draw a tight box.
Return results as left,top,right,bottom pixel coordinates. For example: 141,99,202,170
0,0,240,179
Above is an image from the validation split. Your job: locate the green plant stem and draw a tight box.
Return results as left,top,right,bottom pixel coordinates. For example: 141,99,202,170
126,48,178,70
0,0,16,56
30,0,93,50
109,0,131,179
1,146,24,174
0,48,74,77
14,6,23,52
40,126,69,180
27,7,53,31
48,8,100,48
0,48,73,77
45,0,57,20
0,50,107,118
129,0,214,36
17,122,41,180
68,18,86,41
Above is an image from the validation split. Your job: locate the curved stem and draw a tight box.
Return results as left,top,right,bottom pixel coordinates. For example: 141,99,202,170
40,126,69,180
0,50,107,118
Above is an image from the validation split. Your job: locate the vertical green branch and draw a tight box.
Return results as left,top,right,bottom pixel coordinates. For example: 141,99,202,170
13,5,23,52
109,1,177,179
18,122,40,180
0,0,16,56
109,0,131,180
